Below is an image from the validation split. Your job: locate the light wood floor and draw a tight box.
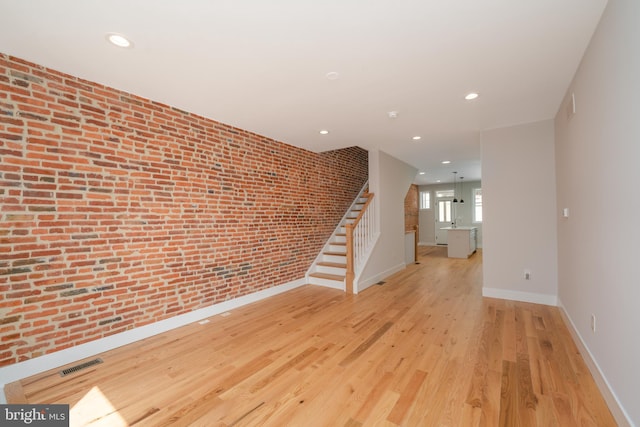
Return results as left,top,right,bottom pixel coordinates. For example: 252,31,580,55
6,247,616,426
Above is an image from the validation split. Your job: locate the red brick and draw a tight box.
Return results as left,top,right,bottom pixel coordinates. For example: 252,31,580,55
0,54,368,365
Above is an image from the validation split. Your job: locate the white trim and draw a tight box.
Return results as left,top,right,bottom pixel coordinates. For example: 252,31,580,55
419,241,436,246
557,299,634,427
351,232,381,293
482,287,558,306
0,278,306,404
355,262,405,294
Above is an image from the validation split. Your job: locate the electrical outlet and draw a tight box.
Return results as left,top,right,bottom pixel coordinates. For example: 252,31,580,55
524,270,531,280
591,314,596,333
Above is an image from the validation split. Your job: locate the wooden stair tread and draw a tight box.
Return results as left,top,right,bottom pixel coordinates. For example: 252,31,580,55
331,242,346,246
309,272,345,281
323,251,346,256
317,261,347,268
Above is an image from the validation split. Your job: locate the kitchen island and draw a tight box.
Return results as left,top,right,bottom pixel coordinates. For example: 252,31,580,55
442,226,477,258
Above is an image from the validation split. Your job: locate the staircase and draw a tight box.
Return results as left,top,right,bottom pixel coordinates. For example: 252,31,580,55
307,187,371,290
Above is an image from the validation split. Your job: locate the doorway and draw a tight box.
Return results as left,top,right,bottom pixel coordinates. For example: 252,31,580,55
435,199,452,245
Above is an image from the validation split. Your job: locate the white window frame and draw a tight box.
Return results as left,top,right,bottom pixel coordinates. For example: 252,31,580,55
436,189,454,198
438,200,452,223
473,188,483,223
419,190,431,210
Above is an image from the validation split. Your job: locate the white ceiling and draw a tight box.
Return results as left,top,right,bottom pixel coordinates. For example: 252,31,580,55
0,0,607,185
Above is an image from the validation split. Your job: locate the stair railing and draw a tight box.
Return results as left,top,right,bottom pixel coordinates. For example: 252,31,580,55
345,192,376,294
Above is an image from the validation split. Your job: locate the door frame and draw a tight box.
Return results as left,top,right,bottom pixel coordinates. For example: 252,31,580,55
435,198,453,245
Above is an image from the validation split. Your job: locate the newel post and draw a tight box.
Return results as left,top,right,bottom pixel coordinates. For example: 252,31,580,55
345,223,354,294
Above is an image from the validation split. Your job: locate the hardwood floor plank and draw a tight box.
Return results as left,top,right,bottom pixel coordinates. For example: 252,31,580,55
353,371,394,422
3,380,26,404
499,360,518,427
465,318,493,409
5,247,617,426
338,321,393,367
386,369,427,424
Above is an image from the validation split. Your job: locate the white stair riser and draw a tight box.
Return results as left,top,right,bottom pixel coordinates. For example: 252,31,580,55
329,244,346,252
308,277,345,289
333,235,346,244
315,265,347,275
323,254,346,263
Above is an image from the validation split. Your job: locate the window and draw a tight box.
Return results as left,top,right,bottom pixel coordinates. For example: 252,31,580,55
473,188,482,222
419,191,430,209
436,189,454,198
438,200,452,223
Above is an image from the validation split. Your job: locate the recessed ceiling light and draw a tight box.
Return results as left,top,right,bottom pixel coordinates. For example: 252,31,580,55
412,136,421,141
419,172,426,175
465,92,479,100
441,160,451,164
326,72,340,80
437,180,441,183
319,130,329,135
106,33,133,48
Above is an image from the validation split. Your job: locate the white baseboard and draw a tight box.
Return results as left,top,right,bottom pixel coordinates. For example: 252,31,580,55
0,278,307,404
418,241,436,246
356,262,405,294
557,299,633,427
482,287,558,306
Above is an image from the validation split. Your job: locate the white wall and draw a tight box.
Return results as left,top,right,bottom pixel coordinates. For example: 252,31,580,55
555,0,640,424
418,181,483,247
481,120,558,305
359,149,417,292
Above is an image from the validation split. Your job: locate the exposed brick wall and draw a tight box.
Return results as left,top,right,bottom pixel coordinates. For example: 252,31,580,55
404,184,418,232
0,54,368,366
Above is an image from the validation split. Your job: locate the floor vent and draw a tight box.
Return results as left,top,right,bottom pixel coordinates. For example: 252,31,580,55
376,281,386,285
59,358,103,377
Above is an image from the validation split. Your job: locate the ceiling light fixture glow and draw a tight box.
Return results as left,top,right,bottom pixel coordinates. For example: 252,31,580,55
441,160,451,164
326,72,340,80
419,172,426,175
412,136,421,140
465,92,479,100
106,33,133,48
319,130,329,135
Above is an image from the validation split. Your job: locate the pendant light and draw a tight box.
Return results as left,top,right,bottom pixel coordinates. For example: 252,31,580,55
452,172,458,203
459,176,465,204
